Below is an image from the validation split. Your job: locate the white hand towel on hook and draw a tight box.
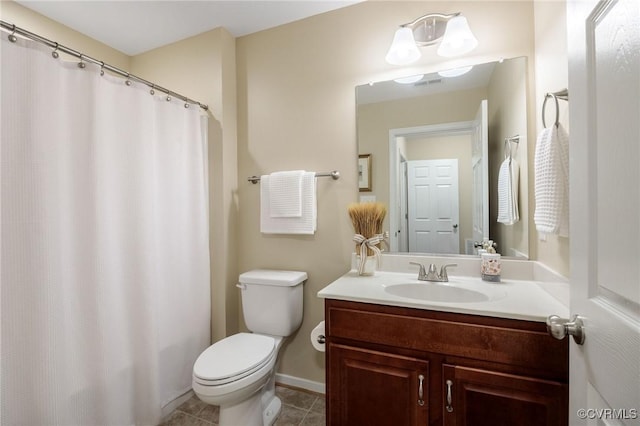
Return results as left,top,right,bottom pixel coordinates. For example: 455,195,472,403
268,170,304,217
534,124,570,237
497,158,520,225
261,172,317,234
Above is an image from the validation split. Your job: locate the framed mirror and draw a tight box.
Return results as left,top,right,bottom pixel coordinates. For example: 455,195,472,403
356,57,528,258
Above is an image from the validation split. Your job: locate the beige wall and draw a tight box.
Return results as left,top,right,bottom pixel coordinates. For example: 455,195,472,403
235,8,360,384
532,1,570,277
237,1,538,384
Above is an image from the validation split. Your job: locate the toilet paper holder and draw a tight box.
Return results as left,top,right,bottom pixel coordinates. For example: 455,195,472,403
311,321,326,352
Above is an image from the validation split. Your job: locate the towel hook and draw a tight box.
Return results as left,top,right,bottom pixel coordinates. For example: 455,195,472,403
504,139,512,161
542,89,569,128
504,135,520,162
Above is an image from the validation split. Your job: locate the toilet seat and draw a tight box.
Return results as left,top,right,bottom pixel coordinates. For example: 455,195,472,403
193,333,276,386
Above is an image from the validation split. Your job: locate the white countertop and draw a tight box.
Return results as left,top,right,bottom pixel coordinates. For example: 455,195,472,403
317,268,570,323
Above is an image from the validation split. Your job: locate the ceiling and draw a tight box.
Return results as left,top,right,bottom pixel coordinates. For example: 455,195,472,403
15,0,361,56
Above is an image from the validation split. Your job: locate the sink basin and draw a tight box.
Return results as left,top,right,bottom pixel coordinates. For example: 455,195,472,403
384,282,502,303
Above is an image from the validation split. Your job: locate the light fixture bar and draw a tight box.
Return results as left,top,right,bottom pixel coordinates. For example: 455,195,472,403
401,12,460,46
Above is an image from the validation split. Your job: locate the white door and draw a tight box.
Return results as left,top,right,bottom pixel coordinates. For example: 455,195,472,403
407,159,459,254
567,0,640,424
471,100,489,247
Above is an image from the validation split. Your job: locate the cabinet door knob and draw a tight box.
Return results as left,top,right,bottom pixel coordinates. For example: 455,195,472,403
445,379,454,413
418,374,425,406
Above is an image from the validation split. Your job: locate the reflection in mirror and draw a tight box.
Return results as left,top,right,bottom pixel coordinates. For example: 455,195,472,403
356,57,528,258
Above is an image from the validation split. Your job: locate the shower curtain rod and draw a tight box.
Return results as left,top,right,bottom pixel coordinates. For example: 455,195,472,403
1,20,209,111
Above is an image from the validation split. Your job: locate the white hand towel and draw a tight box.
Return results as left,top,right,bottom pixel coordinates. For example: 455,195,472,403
534,124,570,237
497,158,520,225
269,170,304,217
261,172,317,234
510,159,520,224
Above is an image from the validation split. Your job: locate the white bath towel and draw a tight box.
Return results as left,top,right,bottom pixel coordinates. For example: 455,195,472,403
497,157,520,225
268,170,304,217
534,124,570,237
261,172,317,234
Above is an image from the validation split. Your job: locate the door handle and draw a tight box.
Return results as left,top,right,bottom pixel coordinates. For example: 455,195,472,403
546,314,585,345
417,374,425,406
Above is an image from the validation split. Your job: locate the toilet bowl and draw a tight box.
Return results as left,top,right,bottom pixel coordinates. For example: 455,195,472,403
193,333,282,425
193,270,306,426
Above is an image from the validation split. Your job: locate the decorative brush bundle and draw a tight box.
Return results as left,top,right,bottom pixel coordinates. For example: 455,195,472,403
347,202,387,275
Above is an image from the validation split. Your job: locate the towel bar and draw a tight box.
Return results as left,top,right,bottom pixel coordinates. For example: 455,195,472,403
248,170,340,184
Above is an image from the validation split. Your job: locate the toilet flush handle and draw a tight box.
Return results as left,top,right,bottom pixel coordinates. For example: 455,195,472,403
236,283,246,290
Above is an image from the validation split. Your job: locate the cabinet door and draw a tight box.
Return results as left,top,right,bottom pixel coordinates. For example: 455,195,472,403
328,343,429,426
442,364,568,426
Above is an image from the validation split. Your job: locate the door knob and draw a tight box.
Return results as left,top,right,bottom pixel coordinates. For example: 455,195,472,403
546,314,585,345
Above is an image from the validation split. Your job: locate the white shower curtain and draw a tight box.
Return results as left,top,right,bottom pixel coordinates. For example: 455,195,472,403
1,36,210,425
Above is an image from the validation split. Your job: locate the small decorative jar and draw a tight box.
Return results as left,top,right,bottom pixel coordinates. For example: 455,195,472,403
356,255,378,276
481,253,501,282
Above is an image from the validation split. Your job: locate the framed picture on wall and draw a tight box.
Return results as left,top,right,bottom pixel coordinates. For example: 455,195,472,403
358,154,372,192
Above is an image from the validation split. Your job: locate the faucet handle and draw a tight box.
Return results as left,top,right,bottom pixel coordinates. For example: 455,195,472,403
439,264,458,282
409,262,426,280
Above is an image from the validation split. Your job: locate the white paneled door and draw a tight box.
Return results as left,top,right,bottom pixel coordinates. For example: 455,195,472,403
568,0,640,424
407,159,459,254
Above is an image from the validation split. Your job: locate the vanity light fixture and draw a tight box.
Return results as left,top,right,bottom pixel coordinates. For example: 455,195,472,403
438,66,473,78
385,27,421,65
385,12,478,66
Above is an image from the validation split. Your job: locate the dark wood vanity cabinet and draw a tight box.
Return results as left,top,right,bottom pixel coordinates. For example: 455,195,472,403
325,299,569,426
330,344,429,425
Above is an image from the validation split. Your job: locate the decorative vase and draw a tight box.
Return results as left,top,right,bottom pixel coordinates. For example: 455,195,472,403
356,255,377,276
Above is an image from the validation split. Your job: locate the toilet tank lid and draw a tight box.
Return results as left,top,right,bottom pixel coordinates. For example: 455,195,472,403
239,269,307,286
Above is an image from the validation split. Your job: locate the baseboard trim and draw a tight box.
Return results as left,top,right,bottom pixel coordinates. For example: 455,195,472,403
161,389,194,420
275,373,325,395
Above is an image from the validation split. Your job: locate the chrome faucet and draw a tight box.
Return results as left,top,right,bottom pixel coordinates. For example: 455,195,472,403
410,262,458,282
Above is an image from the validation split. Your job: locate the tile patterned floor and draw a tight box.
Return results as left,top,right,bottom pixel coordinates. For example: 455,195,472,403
161,385,325,426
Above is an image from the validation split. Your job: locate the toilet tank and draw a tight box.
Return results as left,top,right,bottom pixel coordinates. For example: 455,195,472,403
238,270,307,337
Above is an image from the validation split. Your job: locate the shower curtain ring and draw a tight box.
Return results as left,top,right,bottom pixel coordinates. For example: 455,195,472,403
125,73,132,86
166,95,172,102
150,84,155,95
100,61,105,76
52,43,59,59
8,24,17,43
78,54,86,69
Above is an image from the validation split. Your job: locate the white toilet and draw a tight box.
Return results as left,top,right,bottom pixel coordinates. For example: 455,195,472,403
192,269,307,426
